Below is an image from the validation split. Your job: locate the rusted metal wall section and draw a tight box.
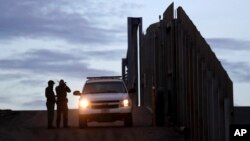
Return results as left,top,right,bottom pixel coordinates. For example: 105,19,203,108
122,3,233,141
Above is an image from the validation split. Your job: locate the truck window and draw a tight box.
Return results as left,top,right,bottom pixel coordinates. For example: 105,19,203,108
82,82,127,94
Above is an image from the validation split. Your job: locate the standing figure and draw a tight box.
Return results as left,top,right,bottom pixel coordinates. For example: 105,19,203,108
56,79,71,128
45,80,56,129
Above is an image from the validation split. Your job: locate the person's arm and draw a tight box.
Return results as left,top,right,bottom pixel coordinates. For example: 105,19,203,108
55,86,59,97
45,88,49,98
65,85,71,93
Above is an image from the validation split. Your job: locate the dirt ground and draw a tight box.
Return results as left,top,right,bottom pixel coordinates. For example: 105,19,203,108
0,108,183,141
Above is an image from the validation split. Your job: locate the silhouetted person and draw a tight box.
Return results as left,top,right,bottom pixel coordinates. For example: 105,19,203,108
45,80,56,129
56,79,71,128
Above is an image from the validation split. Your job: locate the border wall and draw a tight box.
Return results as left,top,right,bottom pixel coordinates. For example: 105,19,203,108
122,3,233,141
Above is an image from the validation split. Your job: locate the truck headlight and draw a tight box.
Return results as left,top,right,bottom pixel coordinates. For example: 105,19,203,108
121,99,129,107
79,99,90,108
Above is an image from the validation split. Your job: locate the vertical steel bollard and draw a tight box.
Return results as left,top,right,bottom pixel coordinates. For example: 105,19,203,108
152,86,156,126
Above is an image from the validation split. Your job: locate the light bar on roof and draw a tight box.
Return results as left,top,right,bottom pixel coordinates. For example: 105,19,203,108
86,76,122,80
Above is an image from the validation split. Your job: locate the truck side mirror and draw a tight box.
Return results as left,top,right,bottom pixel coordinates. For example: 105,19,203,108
73,90,81,96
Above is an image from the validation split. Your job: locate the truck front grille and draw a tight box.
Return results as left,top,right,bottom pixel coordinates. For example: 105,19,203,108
91,100,119,109
91,104,119,109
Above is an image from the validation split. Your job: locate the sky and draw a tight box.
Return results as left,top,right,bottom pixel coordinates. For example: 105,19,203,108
0,0,250,110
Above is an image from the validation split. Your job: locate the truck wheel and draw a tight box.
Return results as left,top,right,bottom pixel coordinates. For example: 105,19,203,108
124,113,133,127
79,115,87,128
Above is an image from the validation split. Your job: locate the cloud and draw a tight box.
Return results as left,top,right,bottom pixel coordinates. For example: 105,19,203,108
220,59,250,83
82,50,126,60
207,38,250,51
0,0,142,45
205,38,250,83
22,99,45,109
19,79,45,87
0,49,119,80
0,72,24,81
0,96,12,104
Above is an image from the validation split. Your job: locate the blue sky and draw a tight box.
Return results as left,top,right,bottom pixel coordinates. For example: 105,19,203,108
0,0,250,110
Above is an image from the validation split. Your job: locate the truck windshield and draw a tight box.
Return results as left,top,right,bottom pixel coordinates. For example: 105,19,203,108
82,81,127,94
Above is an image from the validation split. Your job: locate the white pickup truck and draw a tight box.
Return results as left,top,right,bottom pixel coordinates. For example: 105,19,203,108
73,76,133,128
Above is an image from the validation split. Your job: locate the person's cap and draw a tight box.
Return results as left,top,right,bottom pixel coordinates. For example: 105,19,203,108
48,80,55,85
59,79,65,84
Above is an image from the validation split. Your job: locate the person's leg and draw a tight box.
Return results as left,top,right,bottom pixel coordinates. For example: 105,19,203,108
46,102,50,128
63,109,68,127
56,108,61,128
50,104,55,127
47,102,54,128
